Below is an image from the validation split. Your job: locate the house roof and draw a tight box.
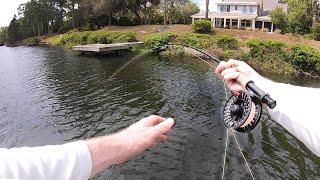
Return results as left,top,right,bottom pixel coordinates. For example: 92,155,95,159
216,2,260,6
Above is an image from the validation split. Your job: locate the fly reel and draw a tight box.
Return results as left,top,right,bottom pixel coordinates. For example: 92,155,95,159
223,91,262,133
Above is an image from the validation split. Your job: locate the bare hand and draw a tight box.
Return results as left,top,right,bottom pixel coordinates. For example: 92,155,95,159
87,115,174,176
215,59,262,95
113,115,174,164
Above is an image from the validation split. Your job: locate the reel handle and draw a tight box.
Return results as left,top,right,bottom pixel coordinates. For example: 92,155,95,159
237,74,277,109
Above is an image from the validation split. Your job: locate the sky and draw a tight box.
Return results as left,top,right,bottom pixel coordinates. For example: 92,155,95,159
0,0,29,27
0,0,218,27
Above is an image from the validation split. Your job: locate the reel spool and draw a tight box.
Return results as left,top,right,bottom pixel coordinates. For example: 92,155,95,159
223,91,262,133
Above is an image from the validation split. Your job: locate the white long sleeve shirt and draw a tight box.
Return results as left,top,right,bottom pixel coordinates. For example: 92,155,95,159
256,78,320,157
0,141,92,180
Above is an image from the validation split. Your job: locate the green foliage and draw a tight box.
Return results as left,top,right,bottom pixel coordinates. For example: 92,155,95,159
270,7,287,33
285,0,313,34
245,39,286,58
61,31,137,48
144,33,176,49
178,33,213,48
167,0,200,24
216,35,238,50
220,50,235,61
311,23,320,41
7,16,22,45
22,37,40,45
192,20,212,33
289,45,320,74
0,27,8,45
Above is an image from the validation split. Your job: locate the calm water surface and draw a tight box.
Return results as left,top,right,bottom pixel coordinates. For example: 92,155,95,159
0,46,319,179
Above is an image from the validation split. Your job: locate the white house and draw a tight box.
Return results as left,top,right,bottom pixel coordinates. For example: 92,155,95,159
191,0,288,33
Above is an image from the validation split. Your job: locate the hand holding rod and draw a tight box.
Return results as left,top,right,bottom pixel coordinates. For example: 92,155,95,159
237,74,277,109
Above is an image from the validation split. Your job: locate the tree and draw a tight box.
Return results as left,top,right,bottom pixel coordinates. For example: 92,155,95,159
180,1,199,24
270,7,288,33
164,0,167,25
205,0,209,19
7,15,22,44
286,0,313,34
166,0,199,24
312,0,319,27
0,27,8,45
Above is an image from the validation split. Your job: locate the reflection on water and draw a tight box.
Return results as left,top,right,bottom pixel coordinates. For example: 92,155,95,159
0,46,319,179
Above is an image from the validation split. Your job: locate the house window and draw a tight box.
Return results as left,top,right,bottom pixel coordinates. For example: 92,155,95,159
220,5,230,12
243,6,248,13
250,6,254,13
235,5,238,10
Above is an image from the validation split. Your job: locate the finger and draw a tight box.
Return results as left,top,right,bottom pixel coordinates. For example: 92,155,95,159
151,142,157,149
215,60,239,75
227,59,243,67
221,67,238,77
226,80,244,92
140,115,165,127
223,72,240,81
215,61,227,75
152,118,175,135
232,91,241,96
157,135,168,142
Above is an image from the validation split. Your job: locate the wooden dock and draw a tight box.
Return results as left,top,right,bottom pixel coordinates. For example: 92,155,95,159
72,42,143,53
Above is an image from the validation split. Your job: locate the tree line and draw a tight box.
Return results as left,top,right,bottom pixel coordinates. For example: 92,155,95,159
270,0,320,39
0,0,199,45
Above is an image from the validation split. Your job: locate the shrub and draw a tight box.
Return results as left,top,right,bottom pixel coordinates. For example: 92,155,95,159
192,20,212,33
61,31,136,48
245,39,285,58
87,32,107,44
217,35,238,50
311,23,320,41
178,33,213,49
289,45,320,74
79,32,91,45
144,33,176,49
219,50,235,61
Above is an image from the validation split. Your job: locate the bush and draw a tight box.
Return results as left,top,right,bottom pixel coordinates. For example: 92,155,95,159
144,33,176,49
219,50,236,61
61,31,137,48
245,39,285,58
289,45,320,74
217,35,238,50
192,20,212,33
311,23,320,41
178,33,213,49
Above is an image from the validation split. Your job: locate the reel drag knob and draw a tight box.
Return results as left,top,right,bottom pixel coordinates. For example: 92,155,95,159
222,91,262,133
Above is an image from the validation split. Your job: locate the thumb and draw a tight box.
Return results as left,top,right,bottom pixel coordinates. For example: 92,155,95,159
152,118,175,135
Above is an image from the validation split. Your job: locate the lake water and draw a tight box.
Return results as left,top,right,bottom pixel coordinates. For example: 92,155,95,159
0,46,319,179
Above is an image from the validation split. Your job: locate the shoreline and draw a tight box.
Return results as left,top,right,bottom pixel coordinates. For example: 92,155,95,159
10,25,320,79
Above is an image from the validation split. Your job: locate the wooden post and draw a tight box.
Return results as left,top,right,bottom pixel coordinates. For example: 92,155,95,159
224,18,227,28
271,23,274,33
238,19,241,29
192,17,195,24
262,21,265,30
